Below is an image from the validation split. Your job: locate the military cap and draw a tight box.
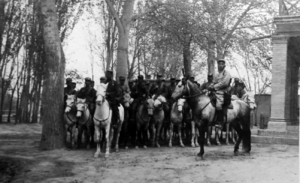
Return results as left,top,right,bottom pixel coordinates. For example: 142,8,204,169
208,74,213,77
85,77,91,82
100,76,106,80
119,76,126,81
138,75,144,79
91,80,95,83
105,70,113,75
157,74,163,78
217,59,225,63
234,78,240,82
66,78,72,82
71,82,76,85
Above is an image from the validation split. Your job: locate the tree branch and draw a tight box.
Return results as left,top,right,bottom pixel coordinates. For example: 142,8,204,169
105,0,124,32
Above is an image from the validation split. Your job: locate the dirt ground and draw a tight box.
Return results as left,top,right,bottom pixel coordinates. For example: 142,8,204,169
0,123,299,183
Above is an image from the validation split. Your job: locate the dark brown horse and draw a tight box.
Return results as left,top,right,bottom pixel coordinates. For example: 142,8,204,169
172,80,251,159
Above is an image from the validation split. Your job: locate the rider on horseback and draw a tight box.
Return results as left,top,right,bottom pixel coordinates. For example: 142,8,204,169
200,74,213,93
130,75,148,122
208,59,231,126
64,78,77,109
77,77,97,116
105,70,120,128
150,74,168,111
118,76,131,96
166,77,177,108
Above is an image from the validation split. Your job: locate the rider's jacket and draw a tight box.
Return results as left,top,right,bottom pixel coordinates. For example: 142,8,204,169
149,82,167,98
77,86,96,104
213,69,231,92
131,81,147,99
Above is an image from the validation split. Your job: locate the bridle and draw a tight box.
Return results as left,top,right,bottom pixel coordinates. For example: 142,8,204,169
94,93,111,123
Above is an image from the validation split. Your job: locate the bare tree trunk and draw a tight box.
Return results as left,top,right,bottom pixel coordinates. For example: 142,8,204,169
207,39,216,75
106,0,135,80
39,0,65,150
0,1,5,123
183,38,192,77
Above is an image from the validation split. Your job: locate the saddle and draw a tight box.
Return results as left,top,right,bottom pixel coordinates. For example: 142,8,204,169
208,91,233,109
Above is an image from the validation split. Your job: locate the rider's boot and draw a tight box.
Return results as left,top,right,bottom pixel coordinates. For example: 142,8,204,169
215,109,224,128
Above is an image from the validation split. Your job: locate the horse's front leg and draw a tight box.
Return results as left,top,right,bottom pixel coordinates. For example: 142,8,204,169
151,122,156,147
215,126,221,145
77,125,83,149
225,123,230,145
105,124,111,158
195,126,199,147
169,122,174,147
191,121,196,147
115,121,123,152
178,123,185,147
156,121,162,148
206,126,211,146
94,125,101,158
86,124,93,149
196,125,206,160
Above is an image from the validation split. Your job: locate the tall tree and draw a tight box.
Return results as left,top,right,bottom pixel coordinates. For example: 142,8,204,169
39,0,65,150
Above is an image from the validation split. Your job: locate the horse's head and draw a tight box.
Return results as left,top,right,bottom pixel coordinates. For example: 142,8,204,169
122,93,131,108
154,95,167,110
65,95,76,113
75,98,87,118
176,98,186,113
172,80,192,100
144,97,154,115
96,83,108,106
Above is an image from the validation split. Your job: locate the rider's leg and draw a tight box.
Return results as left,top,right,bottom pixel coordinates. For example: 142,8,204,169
215,92,225,127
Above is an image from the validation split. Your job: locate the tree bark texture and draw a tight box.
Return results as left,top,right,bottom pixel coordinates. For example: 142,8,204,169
183,37,192,77
207,39,216,76
39,0,65,150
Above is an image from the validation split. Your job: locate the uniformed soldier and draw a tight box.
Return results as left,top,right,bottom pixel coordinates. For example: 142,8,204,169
236,81,247,100
64,78,76,109
71,82,77,91
149,74,168,99
208,59,231,125
100,76,106,84
118,76,130,96
105,70,120,127
145,80,151,96
200,74,213,92
77,77,97,115
130,75,148,121
128,80,135,91
230,78,240,96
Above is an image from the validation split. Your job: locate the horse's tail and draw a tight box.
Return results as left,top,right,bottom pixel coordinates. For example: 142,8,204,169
242,107,251,153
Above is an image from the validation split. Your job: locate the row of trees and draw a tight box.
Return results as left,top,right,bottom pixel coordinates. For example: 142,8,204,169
0,0,278,149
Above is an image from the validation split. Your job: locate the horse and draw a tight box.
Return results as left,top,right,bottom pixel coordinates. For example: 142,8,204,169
75,97,94,149
119,93,132,149
93,83,124,158
64,94,78,148
135,97,154,149
169,98,185,147
152,95,166,147
172,80,251,160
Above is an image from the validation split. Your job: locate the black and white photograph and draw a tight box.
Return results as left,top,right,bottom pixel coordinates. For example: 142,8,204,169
0,0,299,182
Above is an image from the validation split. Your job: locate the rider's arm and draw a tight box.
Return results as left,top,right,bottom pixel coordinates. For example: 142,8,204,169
214,70,231,90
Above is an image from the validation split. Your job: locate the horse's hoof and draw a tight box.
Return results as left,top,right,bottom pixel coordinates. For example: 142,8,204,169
169,144,172,148
115,149,119,153
143,146,147,149
125,146,129,150
180,144,185,148
195,144,199,147
216,142,221,146
191,144,195,148
234,151,239,156
94,153,100,158
156,144,160,148
196,153,204,161
225,142,229,146
135,146,139,149
105,153,110,158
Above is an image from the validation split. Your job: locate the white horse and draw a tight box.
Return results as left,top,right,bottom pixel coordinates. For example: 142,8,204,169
75,97,94,149
152,95,166,147
169,98,185,147
94,83,124,158
64,94,78,148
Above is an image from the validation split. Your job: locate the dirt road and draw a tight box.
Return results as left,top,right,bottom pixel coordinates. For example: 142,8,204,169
0,124,298,183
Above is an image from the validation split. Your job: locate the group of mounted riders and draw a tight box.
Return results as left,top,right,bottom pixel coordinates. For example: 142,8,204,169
63,59,250,147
